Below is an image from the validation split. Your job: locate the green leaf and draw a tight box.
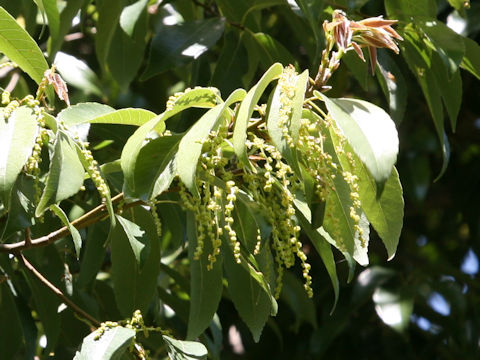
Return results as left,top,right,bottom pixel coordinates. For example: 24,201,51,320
50,204,82,259
48,0,86,56
121,88,219,198
280,271,318,332
0,283,24,359
417,19,465,77
78,222,109,289
119,0,148,37
402,28,449,179
107,6,148,88
127,134,182,200
57,102,115,126
249,32,297,69
318,93,399,185
116,215,147,266
233,62,283,169
461,37,480,80
38,0,60,44
186,212,223,340
432,54,462,132
385,0,437,20
177,89,246,195
142,18,226,79
95,0,127,69
110,207,160,316
211,30,250,96
223,240,273,342
54,52,103,96
74,326,136,360
0,106,38,204
330,130,404,260
162,335,208,360
36,131,85,216
376,51,408,125
84,108,157,127
290,0,325,64
0,6,49,84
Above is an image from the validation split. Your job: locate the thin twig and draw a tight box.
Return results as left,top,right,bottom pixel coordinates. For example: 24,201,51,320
17,252,101,328
0,193,125,253
24,228,32,247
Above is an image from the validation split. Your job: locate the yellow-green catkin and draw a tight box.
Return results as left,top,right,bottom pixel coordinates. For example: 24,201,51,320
150,202,162,237
277,65,298,147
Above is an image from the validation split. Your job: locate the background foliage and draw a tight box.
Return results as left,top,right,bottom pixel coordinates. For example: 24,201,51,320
0,0,479,359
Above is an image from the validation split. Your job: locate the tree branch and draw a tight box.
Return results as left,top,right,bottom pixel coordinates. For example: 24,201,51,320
0,193,132,253
17,252,101,328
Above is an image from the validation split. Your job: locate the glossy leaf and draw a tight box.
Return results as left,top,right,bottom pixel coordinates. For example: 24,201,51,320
233,62,283,169
121,88,219,197
110,207,160,316
186,213,223,340
385,0,437,20
0,106,37,204
250,32,297,69
128,134,182,200
36,131,85,216
74,326,135,360
142,18,226,79
461,37,480,80
119,0,148,37
57,102,115,126
116,215,147,267
177,89,246,195
0,6,49,84
417,19,465,77
54,52,103,96
51,204,82,259
376,51,408,125
162,335,208,360
319,93,399,185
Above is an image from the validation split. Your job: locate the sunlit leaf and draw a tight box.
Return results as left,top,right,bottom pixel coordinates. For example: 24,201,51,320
74,326,135,360
36,131,85,216
162,335,208,360
0,6,49,84
0,106,37,204
50,204,82,259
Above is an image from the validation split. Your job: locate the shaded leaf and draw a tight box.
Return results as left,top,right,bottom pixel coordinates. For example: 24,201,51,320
0,283,24,359
186,212,223,340
385,0,437,20
110,207,160,317
0,106,37,204
74,326,135,360
142,18,226,79
116,215,147,267
223,240,273,342
250,32,297,69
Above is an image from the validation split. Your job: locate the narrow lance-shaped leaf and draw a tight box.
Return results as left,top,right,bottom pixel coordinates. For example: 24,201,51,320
177,88,246,195
0,106,38,204
223,238,274,342
50,204,82,259
233,62,283,170
186,212,223,340
121,88,220,197
0,7,49,84
36,131,85,216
